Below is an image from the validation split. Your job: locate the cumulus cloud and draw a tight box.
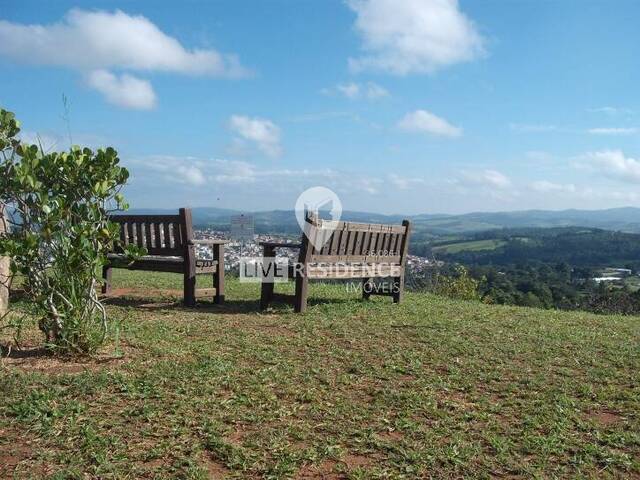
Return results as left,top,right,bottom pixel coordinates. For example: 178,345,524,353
229,115,282,158
0,9,247,108
86,70,156,110
398,110,462,137
576,150,640,184
322,82,389,100
347,0,485,75
460,169,511,189
587,127,638,135
0,9,246,76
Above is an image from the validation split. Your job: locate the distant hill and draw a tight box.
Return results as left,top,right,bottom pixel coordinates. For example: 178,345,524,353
125,206,640,234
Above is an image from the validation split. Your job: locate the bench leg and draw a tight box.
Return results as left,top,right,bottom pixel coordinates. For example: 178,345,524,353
260,280,274,310
102,266,112,294
184,271,196,307
393,275,404,304
213,244,225,304
294,276,308,313
362,277,372,300
214,268,224,305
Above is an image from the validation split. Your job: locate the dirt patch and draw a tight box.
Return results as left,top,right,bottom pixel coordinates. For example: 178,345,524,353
586,410,624,427
224,424,255,446
296,459,340,479
201,452,231,479
341,454,373,469
376,429,404,441
1,343,134,373
0,427,41,479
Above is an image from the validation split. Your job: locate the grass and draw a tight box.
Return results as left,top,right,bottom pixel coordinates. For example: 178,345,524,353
1,269,639,479
431,239,506,254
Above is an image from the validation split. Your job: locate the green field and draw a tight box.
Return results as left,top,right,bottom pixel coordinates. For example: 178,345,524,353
431,239,506,254
1,270,639,478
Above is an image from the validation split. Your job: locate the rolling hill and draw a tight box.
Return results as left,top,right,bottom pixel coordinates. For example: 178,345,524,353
127,206,640,234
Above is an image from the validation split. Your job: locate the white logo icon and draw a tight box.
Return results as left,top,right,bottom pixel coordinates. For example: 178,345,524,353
294,186,342,250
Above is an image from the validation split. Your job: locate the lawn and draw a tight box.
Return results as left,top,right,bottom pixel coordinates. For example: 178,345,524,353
1,270,639,479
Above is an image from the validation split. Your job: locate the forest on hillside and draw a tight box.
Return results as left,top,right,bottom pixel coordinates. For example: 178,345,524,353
413,227,640,315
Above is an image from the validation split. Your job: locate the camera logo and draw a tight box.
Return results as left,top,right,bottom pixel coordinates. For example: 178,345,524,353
294,186,342,250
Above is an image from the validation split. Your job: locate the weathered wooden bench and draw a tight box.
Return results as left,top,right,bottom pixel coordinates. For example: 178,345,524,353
102,208,226,306
260,213,411,312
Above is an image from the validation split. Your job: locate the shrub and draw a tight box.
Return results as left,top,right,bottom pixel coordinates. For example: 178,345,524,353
0,108,139,354
434,265,480,301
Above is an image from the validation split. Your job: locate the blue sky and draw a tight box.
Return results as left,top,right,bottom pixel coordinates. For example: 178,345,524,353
1,0,640,214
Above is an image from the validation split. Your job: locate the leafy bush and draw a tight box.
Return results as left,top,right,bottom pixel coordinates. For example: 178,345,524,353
433,265,480,301
0,108,137,354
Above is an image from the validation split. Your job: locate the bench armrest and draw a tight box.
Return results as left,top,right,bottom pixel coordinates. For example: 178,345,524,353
259,241,302,249
189,239,229,245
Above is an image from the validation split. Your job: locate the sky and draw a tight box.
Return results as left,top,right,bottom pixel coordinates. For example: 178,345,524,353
1,0,640,215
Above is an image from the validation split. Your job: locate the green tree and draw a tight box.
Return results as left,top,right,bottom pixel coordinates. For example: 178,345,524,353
0,108,139,354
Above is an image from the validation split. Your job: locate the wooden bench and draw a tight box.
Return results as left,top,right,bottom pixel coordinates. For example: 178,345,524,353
260,213,411,312
102,208,226,306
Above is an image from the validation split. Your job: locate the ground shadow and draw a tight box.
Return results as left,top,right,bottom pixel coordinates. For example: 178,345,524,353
101,293,363,314
101,295,261,314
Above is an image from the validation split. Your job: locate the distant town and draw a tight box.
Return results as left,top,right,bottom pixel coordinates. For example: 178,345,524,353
194,227,438,276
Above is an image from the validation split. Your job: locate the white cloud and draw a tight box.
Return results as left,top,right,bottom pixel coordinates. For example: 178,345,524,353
0,9,247,109
86,70,156,110
0,9,247,76
388,174,425,190
130,155,390,196
530,180,576,193
398,109,461,137
176,165,206,186
323,81,389,100
336,82,360,99
576,150,640,184
460,169,511,189
587,127,638,136
347,0,485,75
229,115,282,158
587,106,633,117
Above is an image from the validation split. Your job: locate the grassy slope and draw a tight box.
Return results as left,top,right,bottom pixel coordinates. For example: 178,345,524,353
431,239,506,254
1,270,639,479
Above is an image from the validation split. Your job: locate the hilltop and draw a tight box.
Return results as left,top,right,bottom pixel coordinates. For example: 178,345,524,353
1,271,639,478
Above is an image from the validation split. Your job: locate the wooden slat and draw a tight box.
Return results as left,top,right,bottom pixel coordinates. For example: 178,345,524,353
154,223,162,250
195,288,218,297
144,222,153,250
354,231,364,256
346,230,356,257
136,222,144,248
126,222,135,246
163,222,171,249
337,227,349,257
120,222,127,245
330,229,341,255
172,222,184,248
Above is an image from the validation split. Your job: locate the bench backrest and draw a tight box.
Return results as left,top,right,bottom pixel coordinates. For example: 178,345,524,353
109,208,193,257
300,212,411,265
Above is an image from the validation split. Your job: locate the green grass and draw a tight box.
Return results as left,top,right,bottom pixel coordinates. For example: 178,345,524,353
1,270,639,478
432,239,506,254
